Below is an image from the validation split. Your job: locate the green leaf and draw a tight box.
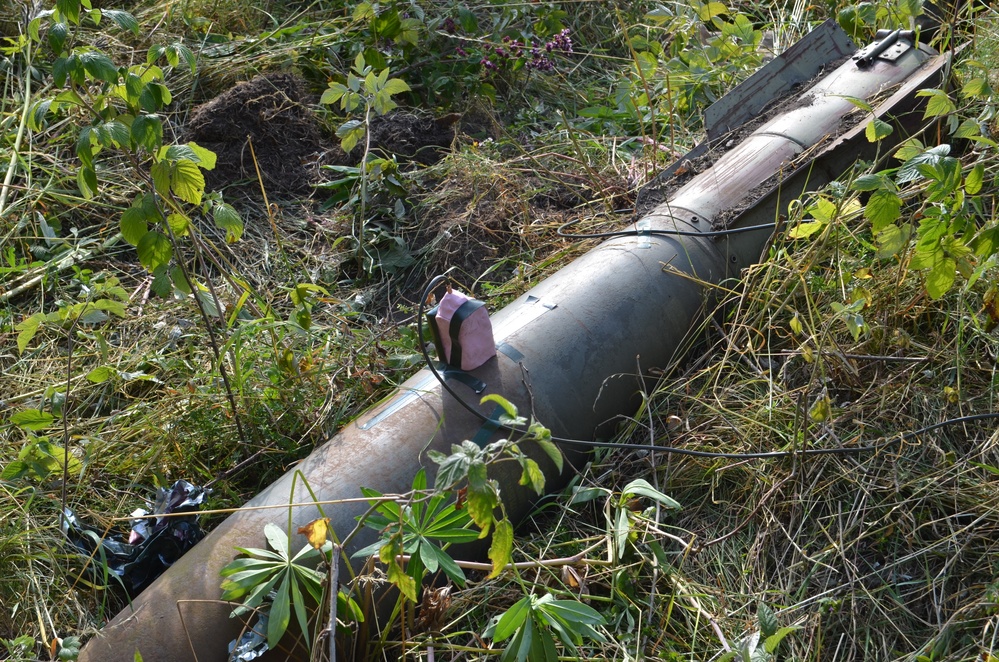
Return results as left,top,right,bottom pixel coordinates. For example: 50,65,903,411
387,557,417,602
213,202,243,243
961,77,992,99
493,596,532,642
86,366,116,383
758,602,778,638
865,188,901,232
136,231,172,270
130,114,162,152
56,0,81,24
336,119,365,153
186,142,216,170
100,8,139,34
809,393,831,422
865,118,893,142
851,173,887,192
120,205,150,246
488,518,513,578
925,254,956,299
320,82,349,106
466,462,498,536
171,159,206,204
267,573,291,649
79,50,119,83
15,314,43,354
916,88,956,119
696,1,728,21
966,162,985,195
480,393,518,420
381,77,411,96
876,223,912,258
519,458,545,494
897,144,950,183
764,626,800,653
75,165,97,199
11,409,54,431
166,213,190,237
620,478,682,509
535,437,563,474
263,523,290,558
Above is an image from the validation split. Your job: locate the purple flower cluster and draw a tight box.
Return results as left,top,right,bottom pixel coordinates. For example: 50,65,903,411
526,29,573,71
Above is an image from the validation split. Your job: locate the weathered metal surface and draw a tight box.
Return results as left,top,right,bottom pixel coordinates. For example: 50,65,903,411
702,18,856,139
80,27,950,662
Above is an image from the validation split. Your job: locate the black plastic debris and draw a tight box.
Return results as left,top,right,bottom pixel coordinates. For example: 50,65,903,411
63,480,208,597
228,611,270,661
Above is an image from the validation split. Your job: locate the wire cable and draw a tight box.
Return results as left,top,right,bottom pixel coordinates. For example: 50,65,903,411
419,275,999,460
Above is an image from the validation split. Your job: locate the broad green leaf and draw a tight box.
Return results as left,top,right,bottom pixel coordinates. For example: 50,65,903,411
11,409,54,431
758,602,778,637
186,142,217,170
916,88,956,119
488,517,513,578
764,626,800,653
120,205,149,246
493,596,531,642
809,393,831,422
136,231,172,270
86,366,116,383
466,462,498,536
320,83,348,106
865,188,901,232
696,1,728,21
77,166,98,200
925,254,956,299
79,50,119,83
263,523,290,557
480,393,518,420
897,144,950,183
536,437,563,474
961,77,992,99
100,8,139,34
166,213,190,237
56,0,81,25
865,118,893,142
875,223,912,258
381,78,411,96
387,558,417,602
171,159,205,204
788,220,826,239
130,114,162,152
966,162,985,195
16,314,43,354
519,458,545,494
851,173,887,191
213,202,243,242
101,119,130,147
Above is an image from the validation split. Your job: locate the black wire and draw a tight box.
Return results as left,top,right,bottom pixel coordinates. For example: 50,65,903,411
419,275,999,460
557,217,778,240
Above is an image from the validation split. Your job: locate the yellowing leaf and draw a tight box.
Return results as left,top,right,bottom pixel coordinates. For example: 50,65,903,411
488,518,513,579
297,518,330,550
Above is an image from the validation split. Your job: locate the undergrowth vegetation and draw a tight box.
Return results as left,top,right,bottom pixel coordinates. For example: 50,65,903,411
2,0,999,659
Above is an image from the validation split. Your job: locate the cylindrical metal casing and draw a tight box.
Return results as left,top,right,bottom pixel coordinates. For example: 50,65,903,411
81,37,936,662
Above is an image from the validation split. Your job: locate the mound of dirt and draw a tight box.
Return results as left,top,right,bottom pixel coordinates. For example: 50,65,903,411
184,72,461,202
184,72,326,199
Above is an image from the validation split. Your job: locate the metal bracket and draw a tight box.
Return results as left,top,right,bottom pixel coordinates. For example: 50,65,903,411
853,29,914,68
